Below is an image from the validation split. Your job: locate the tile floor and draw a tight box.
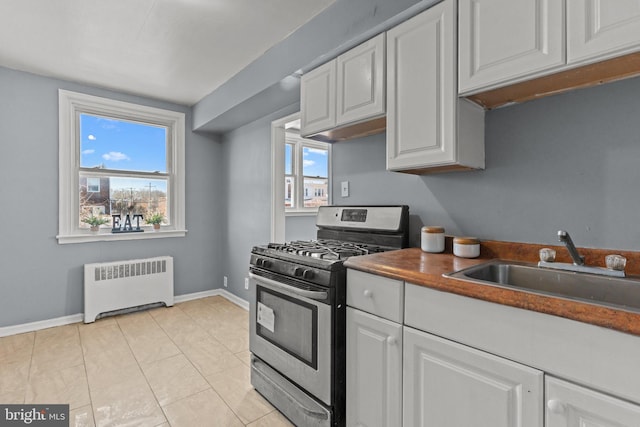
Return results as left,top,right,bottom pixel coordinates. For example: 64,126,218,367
0,296,294,427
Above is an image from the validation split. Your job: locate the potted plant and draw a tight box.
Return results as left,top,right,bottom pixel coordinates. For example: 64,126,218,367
145,213,164,231
82,215,109,232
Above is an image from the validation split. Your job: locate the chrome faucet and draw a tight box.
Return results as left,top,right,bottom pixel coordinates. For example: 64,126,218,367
557,230,585,265
537,230,625,277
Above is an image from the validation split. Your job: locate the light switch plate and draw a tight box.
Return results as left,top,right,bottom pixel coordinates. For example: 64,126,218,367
341,181,349,197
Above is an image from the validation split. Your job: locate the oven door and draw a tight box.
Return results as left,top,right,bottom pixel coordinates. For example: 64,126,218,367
249,271,332,405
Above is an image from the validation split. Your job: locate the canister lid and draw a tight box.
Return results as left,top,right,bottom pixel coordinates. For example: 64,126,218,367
422,226,444,233
453,237,480,245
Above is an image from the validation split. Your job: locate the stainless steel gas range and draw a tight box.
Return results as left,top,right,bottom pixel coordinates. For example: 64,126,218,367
249,205,409,426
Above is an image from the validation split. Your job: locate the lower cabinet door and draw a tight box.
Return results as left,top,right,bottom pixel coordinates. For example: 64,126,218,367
403,326,543,427
546,376,640,427
346,307,402,427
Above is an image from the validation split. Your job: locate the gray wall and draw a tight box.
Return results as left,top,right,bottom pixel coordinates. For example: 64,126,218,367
219,104,299,298
0,66,222,328
285,216,317,242
332,75,640,251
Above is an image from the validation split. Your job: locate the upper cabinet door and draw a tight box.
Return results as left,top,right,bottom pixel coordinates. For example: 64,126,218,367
567,0,640,64
386,0,457,170
459,0,565,94
300,60,336,136
336,33,386,126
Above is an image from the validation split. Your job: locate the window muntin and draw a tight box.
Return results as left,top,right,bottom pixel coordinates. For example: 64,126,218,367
58,90,185,243
285,133,330,213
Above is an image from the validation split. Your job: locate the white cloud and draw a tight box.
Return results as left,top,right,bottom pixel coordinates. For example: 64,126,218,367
87,134,96,141
102,151,130,161
303,159,315,167
305,148,327,155
82,149,95,155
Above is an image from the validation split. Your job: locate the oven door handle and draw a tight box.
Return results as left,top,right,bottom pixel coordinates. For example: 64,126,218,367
249,272,328,301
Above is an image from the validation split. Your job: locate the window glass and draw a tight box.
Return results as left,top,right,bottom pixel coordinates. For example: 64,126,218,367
285,143,293,175
284,133,330,212
79,175,168,227
80,114,167,173
285,176,295,209
302,146,328,178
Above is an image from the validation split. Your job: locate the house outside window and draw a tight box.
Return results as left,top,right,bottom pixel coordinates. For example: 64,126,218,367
284,132,330,214
58,90,186,243
86,177,100,192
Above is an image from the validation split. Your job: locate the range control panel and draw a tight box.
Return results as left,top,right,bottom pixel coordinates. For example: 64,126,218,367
316,205,408,232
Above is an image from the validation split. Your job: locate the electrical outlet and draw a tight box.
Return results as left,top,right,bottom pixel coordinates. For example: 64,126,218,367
245,277,249,290
223,276,228,287
341,181,349,197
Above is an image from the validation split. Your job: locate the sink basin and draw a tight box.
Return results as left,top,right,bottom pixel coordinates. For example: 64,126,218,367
446,260,640,313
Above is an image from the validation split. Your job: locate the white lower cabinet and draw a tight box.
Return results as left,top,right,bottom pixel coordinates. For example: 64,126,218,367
403,326,543,427
346,307,402,427
546,376,640,427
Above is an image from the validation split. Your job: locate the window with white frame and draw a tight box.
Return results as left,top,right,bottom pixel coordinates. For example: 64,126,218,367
285,132,330,213
58,90,185,243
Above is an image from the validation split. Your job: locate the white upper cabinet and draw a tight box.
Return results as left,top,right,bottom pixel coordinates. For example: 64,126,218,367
546,376,640,427
300,60,336,136
459,0,565,94
336,33,386,126
300,33,385,139
387,0,484,173
567,0,640,64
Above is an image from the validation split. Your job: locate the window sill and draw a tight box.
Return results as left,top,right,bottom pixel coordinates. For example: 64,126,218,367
285,210,319,217
57,229,187,244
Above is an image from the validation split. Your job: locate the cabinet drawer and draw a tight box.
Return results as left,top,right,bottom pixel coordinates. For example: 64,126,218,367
347,269,403,322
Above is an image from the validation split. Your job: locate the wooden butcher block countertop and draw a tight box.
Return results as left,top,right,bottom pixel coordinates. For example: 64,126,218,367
344,240,640,337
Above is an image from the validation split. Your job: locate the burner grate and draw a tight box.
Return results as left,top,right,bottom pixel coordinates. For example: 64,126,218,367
267,240,388,260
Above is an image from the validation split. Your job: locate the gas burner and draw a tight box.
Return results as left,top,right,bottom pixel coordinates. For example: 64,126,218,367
267,239,388,260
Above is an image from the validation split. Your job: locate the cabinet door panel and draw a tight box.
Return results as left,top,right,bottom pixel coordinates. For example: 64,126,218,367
568,0,640,64
403,326,543,427
347,308,402,427
546,376,640,427
337,33,385,126
300,60,336,136
459,0,565,93
387,0,456,170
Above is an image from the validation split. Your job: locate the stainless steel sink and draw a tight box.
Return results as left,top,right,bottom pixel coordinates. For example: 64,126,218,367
446,260,640,313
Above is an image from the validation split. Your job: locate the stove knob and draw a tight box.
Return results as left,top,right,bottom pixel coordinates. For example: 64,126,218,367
257,258,270,268
293,267,304,277
302,269,314,280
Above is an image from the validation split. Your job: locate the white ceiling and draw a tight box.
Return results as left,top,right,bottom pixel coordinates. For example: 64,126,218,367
0,0,336,105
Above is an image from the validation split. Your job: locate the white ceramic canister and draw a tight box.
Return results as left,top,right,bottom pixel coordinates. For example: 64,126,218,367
453,237,480,258
421,226,445,253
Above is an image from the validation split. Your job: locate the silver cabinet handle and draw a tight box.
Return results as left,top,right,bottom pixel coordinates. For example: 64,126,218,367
249,272,328,301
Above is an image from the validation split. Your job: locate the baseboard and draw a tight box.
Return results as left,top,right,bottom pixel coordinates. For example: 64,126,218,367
174,288,249,311
0,313,84,338
0,288,249,337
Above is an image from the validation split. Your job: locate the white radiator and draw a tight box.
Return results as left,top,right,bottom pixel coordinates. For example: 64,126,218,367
84,256,174,323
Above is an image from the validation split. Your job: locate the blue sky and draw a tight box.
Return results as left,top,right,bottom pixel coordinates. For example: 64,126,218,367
80,114,167,173
285,144,328,177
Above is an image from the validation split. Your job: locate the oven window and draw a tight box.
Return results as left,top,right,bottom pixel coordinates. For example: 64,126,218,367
256,287,318,369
